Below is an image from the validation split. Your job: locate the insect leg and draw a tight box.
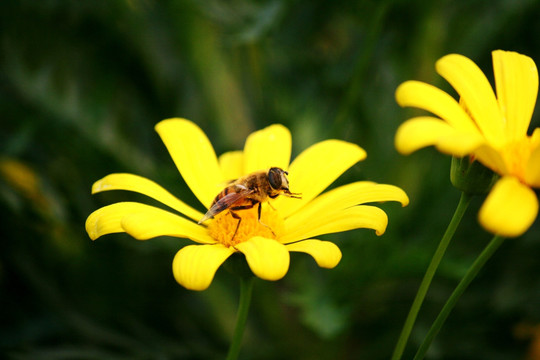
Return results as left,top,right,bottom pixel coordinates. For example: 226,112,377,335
256,202,276,237
229,200,258,242
266,200,277,211
229,210,242,242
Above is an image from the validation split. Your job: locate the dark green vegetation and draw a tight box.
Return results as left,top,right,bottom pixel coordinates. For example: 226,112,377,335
2,1,539,359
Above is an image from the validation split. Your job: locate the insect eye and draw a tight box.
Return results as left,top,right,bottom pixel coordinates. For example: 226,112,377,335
268,167,282,189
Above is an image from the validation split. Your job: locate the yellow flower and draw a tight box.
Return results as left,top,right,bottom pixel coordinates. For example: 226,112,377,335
395,50,540,237
86,118,408,290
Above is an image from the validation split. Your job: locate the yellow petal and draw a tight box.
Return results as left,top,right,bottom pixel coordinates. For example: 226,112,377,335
85,202,214,243
284,182,408,231
243,124,291,174
172,244,234,291
155,118,223,209
436,54,505,146
492,50,538,141
218,151,244,182
92,173,203,222
435,132,486,156
395,81,478,132
119,204,215,243
286,239,342,268
396,117,453,155
86,202,143,240
281,205,388,243
479,176,538,237
395,116,483,156
235,236,290,281
274,139,367,217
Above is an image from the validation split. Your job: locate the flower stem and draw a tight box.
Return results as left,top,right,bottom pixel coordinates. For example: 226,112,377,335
391,192,472,360
226,276,254,360
413,235,505,360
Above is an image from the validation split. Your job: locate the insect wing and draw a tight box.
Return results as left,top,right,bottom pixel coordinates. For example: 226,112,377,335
198,191,249,224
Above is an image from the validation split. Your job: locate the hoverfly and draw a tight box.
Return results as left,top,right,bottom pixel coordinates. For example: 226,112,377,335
198,167,301,241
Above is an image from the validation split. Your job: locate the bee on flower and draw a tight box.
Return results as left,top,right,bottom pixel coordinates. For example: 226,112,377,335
86,119,408,290
198,166,302,245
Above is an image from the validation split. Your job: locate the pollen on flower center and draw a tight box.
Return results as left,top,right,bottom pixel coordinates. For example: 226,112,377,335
207,205,285,247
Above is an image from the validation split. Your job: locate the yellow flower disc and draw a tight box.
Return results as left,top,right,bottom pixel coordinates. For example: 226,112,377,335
207,205,284,247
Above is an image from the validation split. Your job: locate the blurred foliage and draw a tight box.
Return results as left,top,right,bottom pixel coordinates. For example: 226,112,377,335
1,0,540,359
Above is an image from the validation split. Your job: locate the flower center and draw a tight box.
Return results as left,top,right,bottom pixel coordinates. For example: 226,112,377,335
207,204,284,247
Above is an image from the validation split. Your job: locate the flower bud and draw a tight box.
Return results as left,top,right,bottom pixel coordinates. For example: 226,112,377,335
450,156,499,195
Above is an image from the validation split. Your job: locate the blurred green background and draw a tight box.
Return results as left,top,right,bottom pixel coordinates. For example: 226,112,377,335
2,0,540,359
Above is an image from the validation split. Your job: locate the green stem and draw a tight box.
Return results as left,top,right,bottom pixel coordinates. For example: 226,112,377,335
413,235,505,360
226,276,254,360
391,192,472,360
